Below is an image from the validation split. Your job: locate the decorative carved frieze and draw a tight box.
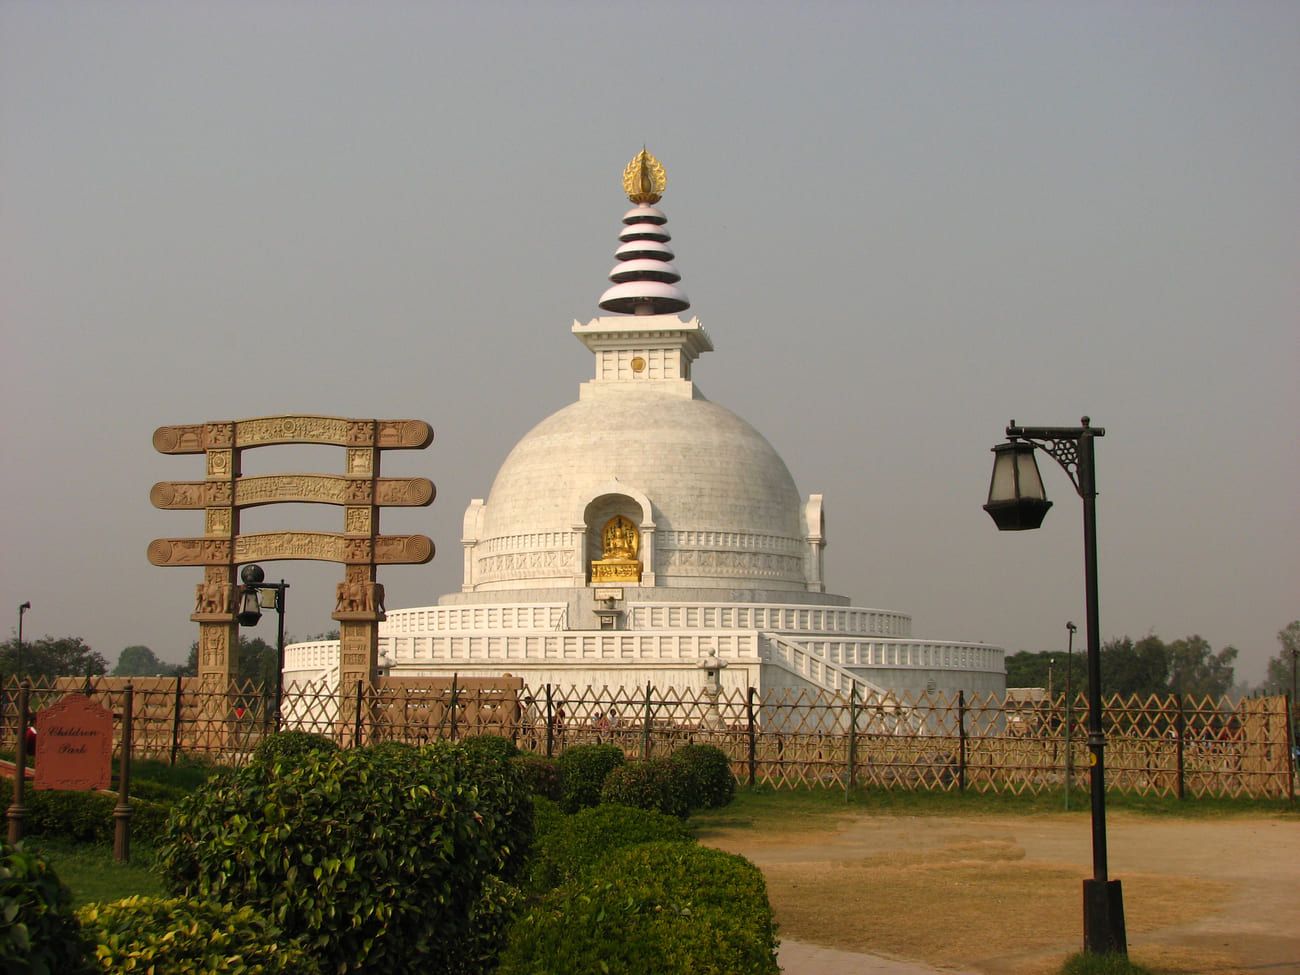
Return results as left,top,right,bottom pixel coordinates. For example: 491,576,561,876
475,549,570,579
658,549,803,578
151,476,433,509
206,449,233,479
204,508,232,537
147,538,232,566
333,580,385,621
344,506,372,535
148,532,428,565
658,530,803,554
346,448,374,476
154,416,433,452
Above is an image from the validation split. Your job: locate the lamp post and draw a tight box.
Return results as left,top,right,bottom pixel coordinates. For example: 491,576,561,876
236,564,289,731
984,416,1126,955
16,603,31,678
1065,621,1077,811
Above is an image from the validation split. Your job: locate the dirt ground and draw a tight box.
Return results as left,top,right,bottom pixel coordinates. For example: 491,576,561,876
702,810,1300,975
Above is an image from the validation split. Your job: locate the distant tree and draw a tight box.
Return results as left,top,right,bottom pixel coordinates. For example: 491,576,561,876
1101,636,1169,697
1259,620,1299,696
297,629,340,642
113,645,163,676
0,636,108,681
184,635,277,687
1166,635,1237,699
1004,650,1084,697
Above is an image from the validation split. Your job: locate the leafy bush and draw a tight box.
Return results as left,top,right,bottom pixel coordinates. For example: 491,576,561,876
460,734,519,761
600,758,692,818
530,796,565,844
501,841,779,975
449,876,526,975
670,743,736,809
249,729,338,768
160,741,532,973
78,895,319,975
0,842,91,975
128,800,173,845
510,754,561,801
529,803,692,890
556,743,624,812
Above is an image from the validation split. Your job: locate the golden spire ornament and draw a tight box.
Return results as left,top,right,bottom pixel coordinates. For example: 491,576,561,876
622,147,666,205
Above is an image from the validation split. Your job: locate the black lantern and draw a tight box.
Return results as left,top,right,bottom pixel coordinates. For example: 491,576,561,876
237,564,265,626
983,439,1052,531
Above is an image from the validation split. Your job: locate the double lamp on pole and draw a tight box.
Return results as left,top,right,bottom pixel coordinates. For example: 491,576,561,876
984,416,1127,956
235,564,289,730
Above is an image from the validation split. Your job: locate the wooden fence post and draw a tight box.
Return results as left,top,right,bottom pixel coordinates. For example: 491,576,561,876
544,683,554,758
448,674,459,742
958,690,967,793
1175,693,1186,801
352,680,364,748
6,683,30,845
113,683,134,863
1287,693,1295,805
746,686,757,787
641,681,652,760
846,681,857,801
169,674,183,766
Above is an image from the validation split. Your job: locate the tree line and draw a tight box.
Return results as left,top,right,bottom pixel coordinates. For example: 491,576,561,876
1004,621,1299,700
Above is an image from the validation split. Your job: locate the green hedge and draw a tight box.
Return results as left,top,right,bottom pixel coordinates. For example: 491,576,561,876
249,729,339,768
670,743,736,809
600,757,691,818
160,741,532,973
21,791,171,846
501,841,779,975
529,803,692,891
0,842,91,975
460,734,519,762
510,754,562,801
78,896,319,975
530,796,566,843
556,743,624,812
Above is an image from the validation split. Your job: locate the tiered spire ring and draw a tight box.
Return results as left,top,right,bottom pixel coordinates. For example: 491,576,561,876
598,149,691,315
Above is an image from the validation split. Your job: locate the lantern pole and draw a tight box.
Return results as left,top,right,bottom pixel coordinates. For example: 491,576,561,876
991,417,1126,955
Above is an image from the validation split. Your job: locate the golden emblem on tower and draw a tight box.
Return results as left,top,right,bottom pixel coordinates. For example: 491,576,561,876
591,515,643,583
623,148,666,205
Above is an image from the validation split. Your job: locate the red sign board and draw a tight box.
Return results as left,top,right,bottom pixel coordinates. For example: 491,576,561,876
34,694,113,791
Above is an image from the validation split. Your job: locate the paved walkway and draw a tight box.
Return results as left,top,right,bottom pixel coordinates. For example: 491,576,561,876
779,939,971,975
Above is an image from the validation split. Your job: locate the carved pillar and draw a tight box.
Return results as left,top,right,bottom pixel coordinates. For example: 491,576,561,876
336,434,382,743
194,425,239,688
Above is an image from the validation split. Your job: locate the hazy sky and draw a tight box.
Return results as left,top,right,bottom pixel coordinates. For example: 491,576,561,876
2,2,1296,684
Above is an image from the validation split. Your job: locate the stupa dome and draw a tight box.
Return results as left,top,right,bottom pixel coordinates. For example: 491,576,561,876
471,389,807,590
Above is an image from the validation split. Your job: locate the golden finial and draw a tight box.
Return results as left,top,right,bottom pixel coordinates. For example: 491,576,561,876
622,147,666,205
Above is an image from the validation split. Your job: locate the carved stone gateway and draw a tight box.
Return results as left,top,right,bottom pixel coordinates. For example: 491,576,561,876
150,415,435,692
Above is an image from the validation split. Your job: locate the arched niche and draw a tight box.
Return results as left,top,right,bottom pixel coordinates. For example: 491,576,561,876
573,482,656,585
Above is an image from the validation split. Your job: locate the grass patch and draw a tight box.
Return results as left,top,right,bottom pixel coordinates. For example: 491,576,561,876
1061,952,1155,975
23,836,164,907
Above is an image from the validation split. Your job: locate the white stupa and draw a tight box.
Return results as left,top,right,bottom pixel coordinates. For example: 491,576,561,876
285,150,1004,699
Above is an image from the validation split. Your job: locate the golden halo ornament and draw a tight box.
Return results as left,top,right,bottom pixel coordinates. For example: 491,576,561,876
623,148,666,205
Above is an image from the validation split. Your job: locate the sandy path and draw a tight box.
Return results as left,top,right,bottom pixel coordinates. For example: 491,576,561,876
706,811,1300,975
